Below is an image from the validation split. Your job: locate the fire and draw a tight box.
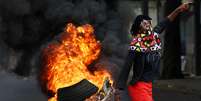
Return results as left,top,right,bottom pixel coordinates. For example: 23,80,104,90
40,23,113,101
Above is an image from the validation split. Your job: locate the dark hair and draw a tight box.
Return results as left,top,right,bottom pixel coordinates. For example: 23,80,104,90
130,15,152,35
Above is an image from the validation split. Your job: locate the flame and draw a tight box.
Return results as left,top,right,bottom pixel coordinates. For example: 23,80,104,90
40,23,112,101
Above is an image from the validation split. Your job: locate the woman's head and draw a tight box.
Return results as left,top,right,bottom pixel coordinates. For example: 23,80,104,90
130,15,152,35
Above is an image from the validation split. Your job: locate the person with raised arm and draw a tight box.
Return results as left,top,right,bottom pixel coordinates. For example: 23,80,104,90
115,2,191,101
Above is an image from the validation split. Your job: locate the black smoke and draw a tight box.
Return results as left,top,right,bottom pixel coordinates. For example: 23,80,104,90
0,0,130,81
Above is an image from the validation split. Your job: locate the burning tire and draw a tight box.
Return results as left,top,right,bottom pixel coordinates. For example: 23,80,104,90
57,79,98,101
40,23,113,101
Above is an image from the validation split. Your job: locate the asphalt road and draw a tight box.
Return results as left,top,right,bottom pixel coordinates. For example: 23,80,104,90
0,71,201,101
0,71,47,101
153,88,201,101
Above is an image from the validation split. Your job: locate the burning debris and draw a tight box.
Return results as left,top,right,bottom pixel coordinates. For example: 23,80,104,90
0,0,127,100
57,78,114,101
40,23,114,101
85,77,114,101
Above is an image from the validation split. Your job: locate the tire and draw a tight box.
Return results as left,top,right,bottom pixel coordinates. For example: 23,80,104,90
57,79,98,101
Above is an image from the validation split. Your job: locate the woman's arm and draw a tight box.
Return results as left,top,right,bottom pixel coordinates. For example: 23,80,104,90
153,2,191,34
115,51,135,90
167,2,191,22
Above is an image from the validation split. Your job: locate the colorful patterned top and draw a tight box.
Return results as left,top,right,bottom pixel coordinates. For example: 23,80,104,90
129,32,161,52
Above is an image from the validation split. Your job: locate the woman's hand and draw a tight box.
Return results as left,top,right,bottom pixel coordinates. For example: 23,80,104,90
176,2,191,13
114,88,124,101
167,2,192,22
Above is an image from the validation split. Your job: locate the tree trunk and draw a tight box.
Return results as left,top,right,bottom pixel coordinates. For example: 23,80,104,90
161,0,184,79
142,0,149,16
194,0,201,76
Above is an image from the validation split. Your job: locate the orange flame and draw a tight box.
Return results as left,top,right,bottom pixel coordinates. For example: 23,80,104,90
40,23,112,101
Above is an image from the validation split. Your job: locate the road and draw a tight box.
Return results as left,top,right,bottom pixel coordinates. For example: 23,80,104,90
0,71,200,101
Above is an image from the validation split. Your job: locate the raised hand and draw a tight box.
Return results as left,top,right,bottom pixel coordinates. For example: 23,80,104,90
176,2,192,13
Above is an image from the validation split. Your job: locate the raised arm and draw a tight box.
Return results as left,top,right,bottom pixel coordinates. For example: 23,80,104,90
153,2,191,34
167,2,190,21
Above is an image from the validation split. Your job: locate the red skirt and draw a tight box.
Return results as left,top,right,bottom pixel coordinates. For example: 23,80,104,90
128,81,153,101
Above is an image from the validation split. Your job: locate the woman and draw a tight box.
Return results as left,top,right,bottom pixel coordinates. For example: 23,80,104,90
115,3,191,101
